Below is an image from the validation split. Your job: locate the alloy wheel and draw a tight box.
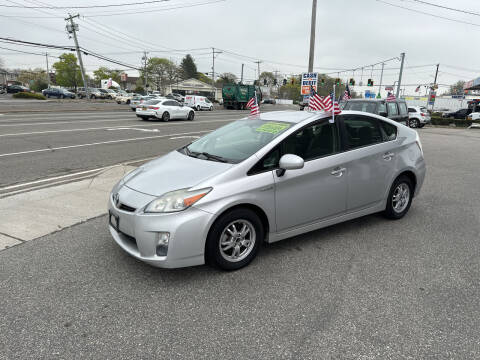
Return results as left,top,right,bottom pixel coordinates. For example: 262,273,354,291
219,220,256,262
392,183,410,213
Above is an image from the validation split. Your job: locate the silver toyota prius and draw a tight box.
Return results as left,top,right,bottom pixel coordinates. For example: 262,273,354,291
108,110,426,270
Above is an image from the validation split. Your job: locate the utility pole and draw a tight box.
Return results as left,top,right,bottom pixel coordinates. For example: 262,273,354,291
433,63,439,85
378,62,384,97
396,52,405,98
211,48,222,85
254,61,261,80
45,52,50,88
65,14,88,99
240,63,244,84
142,51,148,93
308,0,317,72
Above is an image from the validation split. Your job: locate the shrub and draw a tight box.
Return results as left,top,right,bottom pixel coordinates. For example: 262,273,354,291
12,92,46,100
430,116,450,126
454,119,472,127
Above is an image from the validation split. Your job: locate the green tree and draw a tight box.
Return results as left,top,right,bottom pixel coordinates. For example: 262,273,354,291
259,71,275,86
279,76,302,102
215,72,237,87
180,54,198,79
449,80,465,95
143,57,178,93
197,72,213,85
52,53,83,91
93,67,121,86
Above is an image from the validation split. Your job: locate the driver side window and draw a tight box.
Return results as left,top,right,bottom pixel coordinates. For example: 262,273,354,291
249,121,339,175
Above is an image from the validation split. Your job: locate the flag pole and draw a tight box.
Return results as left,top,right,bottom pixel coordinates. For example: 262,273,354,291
332,83,336,123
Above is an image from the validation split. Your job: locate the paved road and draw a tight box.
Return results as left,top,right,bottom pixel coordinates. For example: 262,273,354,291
0,107,257,187
1,127,479,359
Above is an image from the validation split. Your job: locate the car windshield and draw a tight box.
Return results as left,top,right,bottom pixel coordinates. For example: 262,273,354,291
344,101,377,113
184,119,292,163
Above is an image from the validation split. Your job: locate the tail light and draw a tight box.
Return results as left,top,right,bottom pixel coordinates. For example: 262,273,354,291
148,106,159,110
421,113,426,116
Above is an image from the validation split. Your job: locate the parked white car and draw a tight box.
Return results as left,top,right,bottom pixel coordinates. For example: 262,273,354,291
184,95,213,111
408,106,430,128
116,92,134,104
136,98,195,121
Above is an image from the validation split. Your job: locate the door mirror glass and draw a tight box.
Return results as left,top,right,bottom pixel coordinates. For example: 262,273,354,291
279,154,304,170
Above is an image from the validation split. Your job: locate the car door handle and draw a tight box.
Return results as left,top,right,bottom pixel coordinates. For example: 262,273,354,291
383,152,395,160
331,167,346,177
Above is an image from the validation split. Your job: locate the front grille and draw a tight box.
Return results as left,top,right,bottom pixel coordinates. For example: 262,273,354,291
119,203,136,212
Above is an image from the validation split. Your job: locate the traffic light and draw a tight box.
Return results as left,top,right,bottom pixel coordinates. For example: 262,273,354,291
335,78,341,86
367,79,374,87
349,78,355,86
263,78,267,86
283,79,287,86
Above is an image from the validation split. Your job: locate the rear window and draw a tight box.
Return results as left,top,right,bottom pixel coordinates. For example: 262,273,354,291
145,99,161,105
344,101,377,114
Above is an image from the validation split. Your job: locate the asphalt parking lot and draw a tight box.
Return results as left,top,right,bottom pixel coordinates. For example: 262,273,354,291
1,121,479,359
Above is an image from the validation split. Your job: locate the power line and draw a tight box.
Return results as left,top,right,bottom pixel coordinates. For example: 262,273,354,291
0,0,170,8
410,0,480,17
376,0,480,28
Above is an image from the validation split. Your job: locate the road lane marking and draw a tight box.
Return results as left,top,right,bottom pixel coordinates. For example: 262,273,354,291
106,127,160,132
0,113,244,127
0,118,235,137
0,130,212,158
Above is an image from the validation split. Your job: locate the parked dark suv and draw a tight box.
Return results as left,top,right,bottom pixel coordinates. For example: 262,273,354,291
342,99,409,125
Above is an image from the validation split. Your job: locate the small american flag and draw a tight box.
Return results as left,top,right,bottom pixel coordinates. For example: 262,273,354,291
386,92,396,102
308,86,324,111
247,91,260,117
415,85,421,93
343,84,351,100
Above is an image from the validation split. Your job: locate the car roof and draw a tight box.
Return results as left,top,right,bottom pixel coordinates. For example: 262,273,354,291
258,110,326,124
346,98,406,103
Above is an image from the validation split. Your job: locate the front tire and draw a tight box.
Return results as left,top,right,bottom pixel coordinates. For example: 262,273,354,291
383,175,413,220
187,111,195,121
205,208,263,270
196,105,201,111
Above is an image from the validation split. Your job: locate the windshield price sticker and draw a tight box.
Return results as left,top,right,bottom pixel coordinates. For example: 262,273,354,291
256,122,291,134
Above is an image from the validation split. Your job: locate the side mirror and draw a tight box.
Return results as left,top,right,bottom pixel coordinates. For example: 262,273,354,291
276,154,304,177
379,111,388,117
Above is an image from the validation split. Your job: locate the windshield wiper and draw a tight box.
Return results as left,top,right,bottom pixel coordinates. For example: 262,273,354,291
199,152,229,163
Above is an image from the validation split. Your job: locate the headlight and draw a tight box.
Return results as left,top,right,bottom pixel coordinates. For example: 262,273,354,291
144,187,212,213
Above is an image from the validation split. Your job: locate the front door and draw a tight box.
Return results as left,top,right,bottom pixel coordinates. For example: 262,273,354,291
273,120,348,232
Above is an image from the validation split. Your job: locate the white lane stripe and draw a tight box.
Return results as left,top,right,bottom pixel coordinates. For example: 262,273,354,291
0,156,158,192
0,130,212,158
0,112,244,127
0,118,234,137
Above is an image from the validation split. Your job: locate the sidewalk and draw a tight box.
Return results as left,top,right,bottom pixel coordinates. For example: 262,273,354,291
0,165,135,250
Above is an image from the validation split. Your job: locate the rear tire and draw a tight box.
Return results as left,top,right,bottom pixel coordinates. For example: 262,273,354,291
196,105,201,111
205,208,263,270
162,112,170,122
187,111,194,121
383,175,414,220
410,118,420,128
126,99,131,104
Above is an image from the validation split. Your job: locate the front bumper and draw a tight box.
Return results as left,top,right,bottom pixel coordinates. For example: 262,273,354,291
108,187,213,268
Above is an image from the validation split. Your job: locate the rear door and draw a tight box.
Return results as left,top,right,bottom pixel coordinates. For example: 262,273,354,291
340,114,398,212
386,102,402,123
397,102,409,125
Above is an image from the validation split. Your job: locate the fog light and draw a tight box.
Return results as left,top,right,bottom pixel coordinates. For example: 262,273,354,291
156,232,170,256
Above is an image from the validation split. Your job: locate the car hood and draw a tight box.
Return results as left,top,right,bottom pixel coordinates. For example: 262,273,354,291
123,150,234,196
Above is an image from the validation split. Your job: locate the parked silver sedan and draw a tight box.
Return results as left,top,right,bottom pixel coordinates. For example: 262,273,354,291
108,110,426,270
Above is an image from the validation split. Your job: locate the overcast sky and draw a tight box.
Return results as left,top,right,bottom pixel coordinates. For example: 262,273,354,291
1,0,478,95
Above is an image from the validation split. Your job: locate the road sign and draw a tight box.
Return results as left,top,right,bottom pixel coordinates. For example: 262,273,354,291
301,72,318,95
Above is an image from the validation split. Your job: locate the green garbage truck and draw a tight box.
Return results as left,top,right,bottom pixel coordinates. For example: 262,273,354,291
222,84,262,110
